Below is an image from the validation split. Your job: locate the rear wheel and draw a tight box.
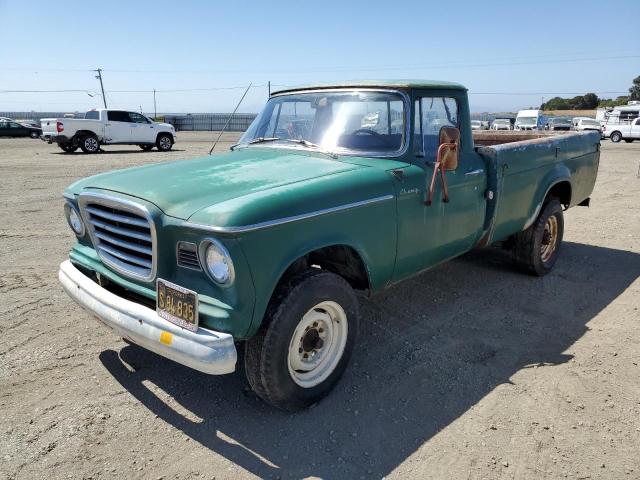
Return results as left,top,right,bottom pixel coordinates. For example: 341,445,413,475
610,131,622,143
245,269,358,411
624,139,634,143
79,134,100,153
139,144,154,151
29,131,39,139
512,198,564,276
156,133,173,151
59,143,78,153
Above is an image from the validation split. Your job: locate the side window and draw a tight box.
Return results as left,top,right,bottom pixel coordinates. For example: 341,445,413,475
416,97,459,161
107,111,130,122
9,122,23,129
85,111,99,120
128,112,149,124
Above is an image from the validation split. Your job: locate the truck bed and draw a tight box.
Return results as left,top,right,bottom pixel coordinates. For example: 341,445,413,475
474,130,601,246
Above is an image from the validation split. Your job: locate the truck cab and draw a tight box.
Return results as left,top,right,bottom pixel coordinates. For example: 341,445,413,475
515,109,544,131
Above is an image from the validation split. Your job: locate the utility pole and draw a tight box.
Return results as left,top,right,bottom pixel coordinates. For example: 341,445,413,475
153,89,157,118
268,81,270,98
94,68,107,108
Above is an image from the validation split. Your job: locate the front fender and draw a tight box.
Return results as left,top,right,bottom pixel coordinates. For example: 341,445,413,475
237,195,396,338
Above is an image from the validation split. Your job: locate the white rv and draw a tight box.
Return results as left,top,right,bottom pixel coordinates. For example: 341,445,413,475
515,109,544,131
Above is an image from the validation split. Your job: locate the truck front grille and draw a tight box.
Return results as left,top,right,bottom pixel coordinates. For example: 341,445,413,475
79,194,156,281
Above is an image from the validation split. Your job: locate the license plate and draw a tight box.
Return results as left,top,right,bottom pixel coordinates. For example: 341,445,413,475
156,279,198,332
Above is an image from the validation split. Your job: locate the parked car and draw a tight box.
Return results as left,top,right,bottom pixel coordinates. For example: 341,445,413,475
40,109,176,153
515,109,544,131
16,119,41,128
573,117,602,132
471,120,482,130
58,80,600,411
491,118,513,130
0,119,42,138
545,117,573,131
603,117,640,142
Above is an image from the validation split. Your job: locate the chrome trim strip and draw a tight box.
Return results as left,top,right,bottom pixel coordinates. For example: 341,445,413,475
98,243,153,269
78,192,158,282
184,194,395,234
62,192,75,201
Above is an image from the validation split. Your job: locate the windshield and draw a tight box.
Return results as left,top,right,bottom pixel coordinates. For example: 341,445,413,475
471,121,481,125
238,90,406,155
494,119,510,125
517,116,537,125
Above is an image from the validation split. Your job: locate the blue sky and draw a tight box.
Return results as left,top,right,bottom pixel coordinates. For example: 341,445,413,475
1,0,638,113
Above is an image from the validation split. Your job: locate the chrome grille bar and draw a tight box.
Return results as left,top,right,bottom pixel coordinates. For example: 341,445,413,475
79,193,157,282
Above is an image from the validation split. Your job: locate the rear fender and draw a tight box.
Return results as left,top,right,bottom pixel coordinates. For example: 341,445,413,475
522,165,571,230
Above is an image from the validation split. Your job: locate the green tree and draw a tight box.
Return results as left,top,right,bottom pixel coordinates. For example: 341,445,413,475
629,75,640,101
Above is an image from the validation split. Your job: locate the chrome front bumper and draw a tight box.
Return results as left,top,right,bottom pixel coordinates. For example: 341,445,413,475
58,260,237,374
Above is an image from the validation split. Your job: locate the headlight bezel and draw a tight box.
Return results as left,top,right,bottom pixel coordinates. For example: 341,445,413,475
199,238,235,286
64,201,85,237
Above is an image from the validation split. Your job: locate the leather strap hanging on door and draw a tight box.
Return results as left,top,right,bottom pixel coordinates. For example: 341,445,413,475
425,126,460,206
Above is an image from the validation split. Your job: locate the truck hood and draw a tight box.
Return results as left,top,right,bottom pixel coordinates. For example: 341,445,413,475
70,148,368,220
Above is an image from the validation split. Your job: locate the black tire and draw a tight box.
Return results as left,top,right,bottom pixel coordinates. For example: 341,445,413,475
624,139,634,143
245,269,359,411
610,131,622,143
139,144,154,151
512,198,564,276
29,131,39,139
156,133,173,151
59,143,78,153
79,134,100,153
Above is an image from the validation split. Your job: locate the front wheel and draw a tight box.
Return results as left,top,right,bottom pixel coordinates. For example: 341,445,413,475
156,133,173,151
244,269,359,411
79,134,100,153
511,198,564,276
610,131,622,143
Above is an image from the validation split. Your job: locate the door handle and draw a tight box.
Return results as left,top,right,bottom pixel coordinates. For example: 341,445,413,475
465,168,484,176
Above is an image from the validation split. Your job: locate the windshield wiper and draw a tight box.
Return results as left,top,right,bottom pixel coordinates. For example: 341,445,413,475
249,137,280,144
231,137,281,151
283,139,337,158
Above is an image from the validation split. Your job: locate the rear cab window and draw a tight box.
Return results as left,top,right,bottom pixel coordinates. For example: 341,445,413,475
107,111,131,122
85,111,100,120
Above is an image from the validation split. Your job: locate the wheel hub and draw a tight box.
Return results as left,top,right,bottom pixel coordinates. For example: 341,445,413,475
301,328,323,352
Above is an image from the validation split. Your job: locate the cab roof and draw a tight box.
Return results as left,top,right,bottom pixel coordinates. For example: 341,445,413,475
272,80,467,95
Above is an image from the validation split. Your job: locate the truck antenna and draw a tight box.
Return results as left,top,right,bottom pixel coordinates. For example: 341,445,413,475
209,83,252,155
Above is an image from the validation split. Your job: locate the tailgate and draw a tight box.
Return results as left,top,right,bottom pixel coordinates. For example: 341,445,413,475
40,118,60,135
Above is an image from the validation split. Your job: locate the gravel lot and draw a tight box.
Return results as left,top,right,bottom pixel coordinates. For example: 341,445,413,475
1,132,639,480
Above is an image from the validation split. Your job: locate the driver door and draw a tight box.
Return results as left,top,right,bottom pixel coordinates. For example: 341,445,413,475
128,112,156,143
392,95,486,281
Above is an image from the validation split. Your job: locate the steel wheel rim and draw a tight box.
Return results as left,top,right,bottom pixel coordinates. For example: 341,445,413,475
85,137,98,151
159,137,171,149
287,300,348,388
540,215,558,263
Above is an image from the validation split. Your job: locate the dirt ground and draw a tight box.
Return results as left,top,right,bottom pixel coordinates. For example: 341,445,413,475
1,132,639,480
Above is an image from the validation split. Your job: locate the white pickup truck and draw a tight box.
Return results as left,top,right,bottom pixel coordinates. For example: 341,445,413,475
603,117,640,143
40,109,176,153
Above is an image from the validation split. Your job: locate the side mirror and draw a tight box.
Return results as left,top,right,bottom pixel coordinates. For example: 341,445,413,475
425,126,460,205
438,126,460,171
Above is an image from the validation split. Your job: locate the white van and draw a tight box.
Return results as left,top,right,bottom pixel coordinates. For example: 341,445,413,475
515,109,544,131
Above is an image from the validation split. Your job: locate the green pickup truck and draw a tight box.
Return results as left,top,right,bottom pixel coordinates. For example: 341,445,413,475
59,81,600,410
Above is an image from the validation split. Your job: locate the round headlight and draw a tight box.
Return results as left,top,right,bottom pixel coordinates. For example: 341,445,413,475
64,203,85,236
203,240,234,285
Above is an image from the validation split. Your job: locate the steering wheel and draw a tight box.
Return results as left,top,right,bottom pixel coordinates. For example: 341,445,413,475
352,128,383,138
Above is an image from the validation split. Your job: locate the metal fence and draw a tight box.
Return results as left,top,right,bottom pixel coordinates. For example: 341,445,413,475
0,111,257,132
163,114,257,132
